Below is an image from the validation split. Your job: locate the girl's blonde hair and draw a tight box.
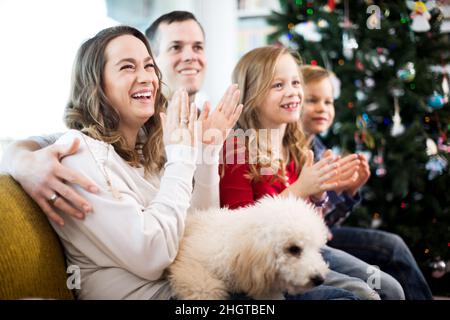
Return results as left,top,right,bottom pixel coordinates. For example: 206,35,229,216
64,26,166,175
231,46,308,181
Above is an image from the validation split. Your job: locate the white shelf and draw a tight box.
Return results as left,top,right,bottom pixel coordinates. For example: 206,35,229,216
237,8,272,19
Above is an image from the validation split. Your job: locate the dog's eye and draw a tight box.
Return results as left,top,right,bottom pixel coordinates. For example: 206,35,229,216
287,245,302,256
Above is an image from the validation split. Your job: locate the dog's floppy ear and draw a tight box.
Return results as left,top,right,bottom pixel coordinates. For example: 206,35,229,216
230,236,278,298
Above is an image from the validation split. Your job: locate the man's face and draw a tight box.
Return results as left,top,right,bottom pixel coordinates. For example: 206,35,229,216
155,20,206,99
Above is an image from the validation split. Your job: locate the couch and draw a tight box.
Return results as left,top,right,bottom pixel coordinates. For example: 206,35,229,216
0,174,74,299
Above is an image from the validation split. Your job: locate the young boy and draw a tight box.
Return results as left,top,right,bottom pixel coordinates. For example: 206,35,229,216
300,65,433,300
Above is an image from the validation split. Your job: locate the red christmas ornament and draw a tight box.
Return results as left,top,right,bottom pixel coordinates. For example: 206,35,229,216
356,59,364,71
328,0,336,11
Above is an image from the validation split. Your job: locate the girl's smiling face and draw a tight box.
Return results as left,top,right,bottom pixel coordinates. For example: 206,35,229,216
257,53,304,129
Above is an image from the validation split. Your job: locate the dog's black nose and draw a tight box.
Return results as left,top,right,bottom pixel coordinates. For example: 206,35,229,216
311,275,324,286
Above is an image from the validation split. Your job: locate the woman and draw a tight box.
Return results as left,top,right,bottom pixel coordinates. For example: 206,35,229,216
49,25,242,299
48,26,356,301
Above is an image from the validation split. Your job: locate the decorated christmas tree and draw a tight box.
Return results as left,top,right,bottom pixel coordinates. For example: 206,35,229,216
267,0,450,294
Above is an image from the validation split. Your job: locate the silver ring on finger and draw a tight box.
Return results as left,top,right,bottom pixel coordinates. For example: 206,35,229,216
181,118,189,127
49,192,59,205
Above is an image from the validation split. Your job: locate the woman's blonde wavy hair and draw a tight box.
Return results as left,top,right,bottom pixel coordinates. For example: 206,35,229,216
64,26,166,175
231,46,309,181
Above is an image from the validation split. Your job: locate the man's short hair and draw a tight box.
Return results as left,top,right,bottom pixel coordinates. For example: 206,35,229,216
145,11,205,56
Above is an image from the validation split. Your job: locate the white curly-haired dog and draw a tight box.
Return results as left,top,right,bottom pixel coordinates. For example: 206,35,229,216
167,195,329,300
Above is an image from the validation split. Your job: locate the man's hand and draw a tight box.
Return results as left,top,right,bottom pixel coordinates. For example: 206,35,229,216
10,138,98,226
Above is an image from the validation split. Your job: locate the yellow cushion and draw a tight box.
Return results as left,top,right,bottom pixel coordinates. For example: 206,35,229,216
0,174,74,299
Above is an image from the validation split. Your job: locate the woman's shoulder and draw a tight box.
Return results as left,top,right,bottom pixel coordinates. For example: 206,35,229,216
56,129,110,162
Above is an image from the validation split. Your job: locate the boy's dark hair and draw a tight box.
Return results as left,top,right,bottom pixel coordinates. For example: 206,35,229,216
145,11,204,55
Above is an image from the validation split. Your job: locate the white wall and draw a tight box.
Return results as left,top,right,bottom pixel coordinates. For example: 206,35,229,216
0,0,118,139
194,0,237,106
0,0,237,139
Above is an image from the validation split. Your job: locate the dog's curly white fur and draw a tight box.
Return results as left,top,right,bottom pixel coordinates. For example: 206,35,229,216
167,195,329,300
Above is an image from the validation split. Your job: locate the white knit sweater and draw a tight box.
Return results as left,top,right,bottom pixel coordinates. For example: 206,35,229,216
49,130,220,299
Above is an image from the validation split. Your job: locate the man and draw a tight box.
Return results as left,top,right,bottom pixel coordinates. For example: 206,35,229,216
0,11,209,226
146,11,206,104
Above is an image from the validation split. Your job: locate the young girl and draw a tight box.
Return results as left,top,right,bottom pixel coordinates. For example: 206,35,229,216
220,47,353,210
219,46,405,300
300,64,432,300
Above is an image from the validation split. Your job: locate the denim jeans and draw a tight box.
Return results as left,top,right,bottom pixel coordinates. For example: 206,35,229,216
328,226,433,300
322,245,405,300
323,269,380,300
285,285,359,300
229,285,359,300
